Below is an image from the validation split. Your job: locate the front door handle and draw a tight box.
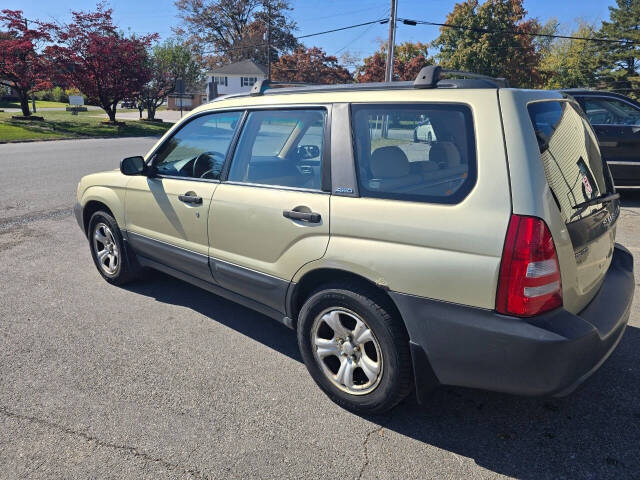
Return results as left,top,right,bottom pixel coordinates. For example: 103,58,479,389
283,209,321,223
178,191,203,204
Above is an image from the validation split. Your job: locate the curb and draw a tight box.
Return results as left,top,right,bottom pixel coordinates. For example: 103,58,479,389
0,135,164,145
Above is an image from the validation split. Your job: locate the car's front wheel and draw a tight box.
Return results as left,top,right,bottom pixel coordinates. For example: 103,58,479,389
88,211,140,285
297,282,413,414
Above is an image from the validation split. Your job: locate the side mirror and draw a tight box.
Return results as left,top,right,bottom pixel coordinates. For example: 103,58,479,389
120,156,146,176
296,144,320,160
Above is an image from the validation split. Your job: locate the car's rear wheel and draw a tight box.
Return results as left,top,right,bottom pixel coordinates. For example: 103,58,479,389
297,282,412,414
88,211,140,285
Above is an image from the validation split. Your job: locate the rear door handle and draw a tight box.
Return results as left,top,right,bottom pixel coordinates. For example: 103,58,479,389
178,192,203,204
283,210,321,223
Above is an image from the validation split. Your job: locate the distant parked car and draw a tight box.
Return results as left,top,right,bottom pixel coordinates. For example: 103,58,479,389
563,90,640,189
120,99,136,109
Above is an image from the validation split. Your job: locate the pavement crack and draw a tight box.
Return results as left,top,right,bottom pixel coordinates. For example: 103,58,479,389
0,406,210,479
357,424,385,480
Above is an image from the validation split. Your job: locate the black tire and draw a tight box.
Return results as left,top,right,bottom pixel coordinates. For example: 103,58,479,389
88,211,140,285
297,282,413,414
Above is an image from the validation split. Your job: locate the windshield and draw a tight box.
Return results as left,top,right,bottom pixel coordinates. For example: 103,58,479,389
527,100,609,223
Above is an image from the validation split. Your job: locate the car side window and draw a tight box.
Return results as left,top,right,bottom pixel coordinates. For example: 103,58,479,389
579,96,640,126
153,111,242,180
227,109,326,190
350,103,476,204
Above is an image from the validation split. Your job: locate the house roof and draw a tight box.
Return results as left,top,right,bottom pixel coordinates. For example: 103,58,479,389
210,59,267,76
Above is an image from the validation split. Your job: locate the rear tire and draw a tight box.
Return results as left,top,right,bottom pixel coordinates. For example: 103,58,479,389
88,211,140,285
297,282,412,414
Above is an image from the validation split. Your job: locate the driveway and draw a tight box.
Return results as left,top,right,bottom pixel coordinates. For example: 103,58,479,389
0,138,639,479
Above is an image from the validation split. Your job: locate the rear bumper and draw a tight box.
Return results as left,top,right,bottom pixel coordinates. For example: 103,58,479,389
391,244,635,402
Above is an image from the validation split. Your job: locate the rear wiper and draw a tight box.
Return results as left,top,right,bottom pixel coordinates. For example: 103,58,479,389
572,192,620,211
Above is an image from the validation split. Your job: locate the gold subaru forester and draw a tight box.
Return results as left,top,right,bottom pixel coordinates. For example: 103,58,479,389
74,66,635,413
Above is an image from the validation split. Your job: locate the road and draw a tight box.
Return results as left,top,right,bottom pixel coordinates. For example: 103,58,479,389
1,138,639,479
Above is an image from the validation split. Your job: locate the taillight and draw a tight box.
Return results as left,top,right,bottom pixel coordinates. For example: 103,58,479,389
496,215,562,317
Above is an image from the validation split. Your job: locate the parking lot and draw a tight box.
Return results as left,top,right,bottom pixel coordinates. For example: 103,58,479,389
1,138,639,479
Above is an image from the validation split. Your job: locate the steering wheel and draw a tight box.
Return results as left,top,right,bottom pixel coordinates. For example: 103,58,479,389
192,151,226,179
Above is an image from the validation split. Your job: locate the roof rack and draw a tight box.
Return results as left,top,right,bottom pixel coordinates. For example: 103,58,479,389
238,64,508,97
414,65,510,89
250,80,317,96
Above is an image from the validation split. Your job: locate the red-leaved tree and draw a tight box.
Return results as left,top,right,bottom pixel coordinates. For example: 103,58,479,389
272,47,352,84
0,10,54,116
50,5,156,122
356,41,432,83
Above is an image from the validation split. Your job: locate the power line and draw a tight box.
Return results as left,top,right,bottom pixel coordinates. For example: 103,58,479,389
402,18,640,46
202,17,388,55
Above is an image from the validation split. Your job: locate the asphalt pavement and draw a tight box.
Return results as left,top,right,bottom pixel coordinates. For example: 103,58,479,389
1,138,639,479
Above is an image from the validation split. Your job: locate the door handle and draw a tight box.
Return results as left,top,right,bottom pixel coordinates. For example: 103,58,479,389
283,209,321,223
178,192,203,204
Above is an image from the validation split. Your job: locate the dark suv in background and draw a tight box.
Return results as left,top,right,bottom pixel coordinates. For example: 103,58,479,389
563,90,640,189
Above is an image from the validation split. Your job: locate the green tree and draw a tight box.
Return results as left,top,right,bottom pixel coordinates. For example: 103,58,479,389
598,0,640,98
540,23,601,89
139,39,203,121
432,0,544,87
175,0,298,68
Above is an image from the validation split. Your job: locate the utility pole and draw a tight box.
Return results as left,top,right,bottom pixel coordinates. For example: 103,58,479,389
384,0,398,83
265,1,272,81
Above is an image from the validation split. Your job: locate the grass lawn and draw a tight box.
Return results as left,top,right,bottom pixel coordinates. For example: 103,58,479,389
0,100,69,109
0,110,173,143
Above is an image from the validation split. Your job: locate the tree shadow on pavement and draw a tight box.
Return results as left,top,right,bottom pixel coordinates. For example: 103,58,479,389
126,271,640,480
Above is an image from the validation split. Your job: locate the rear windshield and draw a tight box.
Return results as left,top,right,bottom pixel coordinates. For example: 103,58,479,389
527,100,609,222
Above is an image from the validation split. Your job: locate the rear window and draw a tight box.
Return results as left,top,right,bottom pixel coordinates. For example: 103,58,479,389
527,100,609,222
351,104,476,204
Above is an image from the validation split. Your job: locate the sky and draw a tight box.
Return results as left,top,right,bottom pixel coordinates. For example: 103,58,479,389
8,0,618,61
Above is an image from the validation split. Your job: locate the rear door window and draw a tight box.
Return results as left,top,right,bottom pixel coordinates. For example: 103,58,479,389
527,100,610,223
578,96,640,126
350,104,476,204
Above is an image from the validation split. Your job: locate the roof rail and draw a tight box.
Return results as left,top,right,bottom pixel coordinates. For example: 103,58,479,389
414,65,510,89
250,79,317,96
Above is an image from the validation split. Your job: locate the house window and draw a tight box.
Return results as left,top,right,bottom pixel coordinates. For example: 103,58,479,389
212,76,228,86
241,77,258,87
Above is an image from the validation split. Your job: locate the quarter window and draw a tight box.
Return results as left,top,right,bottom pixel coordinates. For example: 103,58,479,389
227,109,326,190
153,111,242,180
350,104,476,203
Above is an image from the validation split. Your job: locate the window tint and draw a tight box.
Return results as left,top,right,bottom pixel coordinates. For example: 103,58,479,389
154,111,241,180
580,96,640,126
351,104,476,203
228,109,325,190
527,101,608,222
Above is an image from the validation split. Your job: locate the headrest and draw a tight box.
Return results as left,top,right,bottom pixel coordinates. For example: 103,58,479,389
428,142,462,167
370,146,410,178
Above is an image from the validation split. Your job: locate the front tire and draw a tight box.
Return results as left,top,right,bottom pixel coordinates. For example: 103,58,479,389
88,211,140,285
297,282,412,414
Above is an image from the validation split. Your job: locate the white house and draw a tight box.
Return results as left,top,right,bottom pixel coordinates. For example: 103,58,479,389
207,60,267,99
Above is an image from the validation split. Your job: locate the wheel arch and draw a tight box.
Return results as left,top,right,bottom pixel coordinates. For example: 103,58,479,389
287,267,404,330
80,187,126,234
